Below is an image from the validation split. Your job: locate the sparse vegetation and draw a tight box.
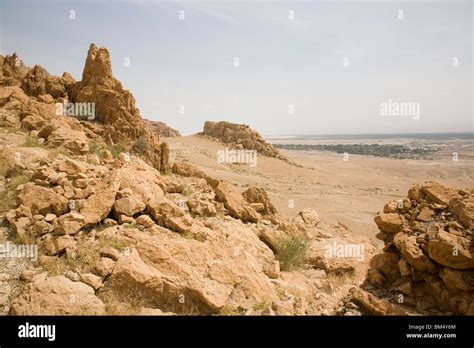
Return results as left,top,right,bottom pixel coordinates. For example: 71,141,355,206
88,141,101,156
99,286,150,315
274,143,439,159
322,272,353,294
108,143,129,158
39,235,128,277
131,136,149,155
22,135,42,148
182,185,194,197
275,234,310,271
0,173,31,212
47,146,71,159
252,300,269,311
98,235,128,252
0,157,10,177
220,305,245,316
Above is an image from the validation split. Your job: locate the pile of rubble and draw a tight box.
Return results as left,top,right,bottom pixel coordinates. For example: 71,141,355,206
345,182,474,315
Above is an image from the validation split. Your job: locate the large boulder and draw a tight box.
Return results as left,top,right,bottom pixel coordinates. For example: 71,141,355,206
53,212,85,235
242,186,277,216
10,274,105,315
449,196,474,229
213,181,259,223
306,235,375,278
113,189,146,217
108,249,163,298
422,181,458,205
374,213,402,234
80,172,120,226
116,165,165,204
394,234,437,272
38,119,89,154
428,231,474,270
18,183,69,216
147,198,193,233
111,218,277,313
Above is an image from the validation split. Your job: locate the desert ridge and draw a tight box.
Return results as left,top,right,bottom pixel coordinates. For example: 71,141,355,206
0,43,473,316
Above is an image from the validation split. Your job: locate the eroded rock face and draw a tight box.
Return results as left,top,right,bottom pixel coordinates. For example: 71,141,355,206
202,121,287,161
74,44,141,139
2,44,170,172
71,44,169,171
0,53,28,86
359,182,474,315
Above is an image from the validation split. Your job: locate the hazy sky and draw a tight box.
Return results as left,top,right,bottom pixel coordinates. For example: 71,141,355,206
1,0,472,136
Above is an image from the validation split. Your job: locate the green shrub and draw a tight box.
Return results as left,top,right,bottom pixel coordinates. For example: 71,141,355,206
0,157,10,177
131,136,149,155
23,135,41,147
108,143,128,159
275,234,309,271
89,141,101,155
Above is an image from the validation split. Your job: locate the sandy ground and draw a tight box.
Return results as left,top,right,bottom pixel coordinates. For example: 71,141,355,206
166,135,474,244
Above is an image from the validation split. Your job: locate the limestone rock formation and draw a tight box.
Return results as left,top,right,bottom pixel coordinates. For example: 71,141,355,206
72,43,168,171
0,44,170,171
143,119,181,137
201,121,288,162
0,53,28,86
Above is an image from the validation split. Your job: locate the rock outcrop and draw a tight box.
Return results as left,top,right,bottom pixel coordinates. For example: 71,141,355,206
72,44,168,171
0,43,170,172
0,53,28,87
201,121,288,162
351,182,474,315
143,119,181,138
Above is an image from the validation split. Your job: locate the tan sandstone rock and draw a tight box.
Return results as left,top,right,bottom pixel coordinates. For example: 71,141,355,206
374,213,402,234
10,274,105,315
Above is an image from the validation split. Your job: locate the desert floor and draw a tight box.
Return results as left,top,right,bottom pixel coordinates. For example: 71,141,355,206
167,135,474,244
